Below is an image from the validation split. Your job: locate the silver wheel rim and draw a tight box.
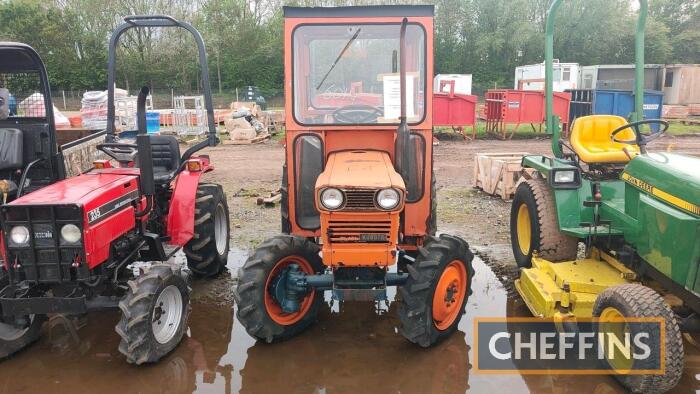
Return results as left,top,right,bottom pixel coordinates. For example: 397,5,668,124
0,315,33,341
152,285,183,344
214,202,228,255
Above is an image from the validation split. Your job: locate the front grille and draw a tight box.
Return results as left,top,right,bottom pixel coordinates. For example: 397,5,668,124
343,189,377,211
328,218,392,244
2,204,86,283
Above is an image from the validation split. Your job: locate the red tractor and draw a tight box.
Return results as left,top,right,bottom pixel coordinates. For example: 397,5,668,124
0,16,230,364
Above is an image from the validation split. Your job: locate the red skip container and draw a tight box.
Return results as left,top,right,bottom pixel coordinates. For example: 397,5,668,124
484,89,571,138
433,80,478,139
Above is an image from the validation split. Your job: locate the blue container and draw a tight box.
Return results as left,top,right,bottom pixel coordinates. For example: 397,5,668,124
8,94,17,115
146,112,160,134
568,89,664,131
593,89,664,131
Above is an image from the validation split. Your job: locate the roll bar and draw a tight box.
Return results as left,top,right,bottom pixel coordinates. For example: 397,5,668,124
545,0,647,157
105,15,218,160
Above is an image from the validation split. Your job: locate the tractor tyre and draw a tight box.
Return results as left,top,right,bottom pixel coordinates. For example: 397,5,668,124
281,163,291,234
510,178,578,268
234,235,324,343
593,284,684,393
398,234,474,347
0,314,46,359
116,264,191,364
185,183,230,277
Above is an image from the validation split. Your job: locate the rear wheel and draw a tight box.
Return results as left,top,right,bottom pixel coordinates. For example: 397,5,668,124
0,314,45,359
510,178,578,268
185,183,230,277
593,284,683,393
116,264,191,364
234,235,324,342
399,234,474,347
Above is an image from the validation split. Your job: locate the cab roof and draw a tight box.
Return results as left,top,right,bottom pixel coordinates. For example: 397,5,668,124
283,5,434,18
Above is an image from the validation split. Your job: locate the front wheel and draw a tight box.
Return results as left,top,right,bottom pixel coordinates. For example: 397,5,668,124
234,235,324,343
593,284,683,393
399,234,474,347
116,264,191,364
0,314,46,359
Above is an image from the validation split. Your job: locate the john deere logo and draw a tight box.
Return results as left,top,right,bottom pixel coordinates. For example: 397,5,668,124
34,231,53,239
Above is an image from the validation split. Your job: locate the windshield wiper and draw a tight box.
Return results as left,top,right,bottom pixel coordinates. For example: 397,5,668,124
315,28,361,90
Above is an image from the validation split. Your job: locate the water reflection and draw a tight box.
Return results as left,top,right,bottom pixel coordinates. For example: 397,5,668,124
0,251,698,394
239,302,469,394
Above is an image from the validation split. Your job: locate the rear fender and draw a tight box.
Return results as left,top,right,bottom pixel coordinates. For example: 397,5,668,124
166,156,213,246
522,155,589,237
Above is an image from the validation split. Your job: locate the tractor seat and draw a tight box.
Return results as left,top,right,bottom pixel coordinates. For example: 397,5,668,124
570,115,640,164
148,135,181,183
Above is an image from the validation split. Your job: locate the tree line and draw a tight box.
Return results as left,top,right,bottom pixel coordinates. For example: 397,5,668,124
0,0,697,97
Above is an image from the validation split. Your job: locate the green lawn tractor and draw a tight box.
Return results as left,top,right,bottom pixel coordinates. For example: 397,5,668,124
510,0,697,392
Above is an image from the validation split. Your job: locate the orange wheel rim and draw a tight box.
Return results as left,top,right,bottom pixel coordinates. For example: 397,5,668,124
432,260,468,330
264,256,316,326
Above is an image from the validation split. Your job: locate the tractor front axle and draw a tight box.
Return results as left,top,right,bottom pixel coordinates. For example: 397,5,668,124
271,264,408,313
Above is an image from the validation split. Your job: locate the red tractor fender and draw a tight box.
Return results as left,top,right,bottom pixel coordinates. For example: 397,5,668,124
166,156,214,246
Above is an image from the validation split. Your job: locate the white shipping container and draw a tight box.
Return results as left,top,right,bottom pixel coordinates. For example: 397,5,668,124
514,62,579,92
434,74,472,95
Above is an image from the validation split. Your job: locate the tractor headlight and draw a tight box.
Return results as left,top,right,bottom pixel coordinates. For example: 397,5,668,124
320,188,344,210
376,188,401,210
554,170,576,184
9,226,30,246
550,169,581,189
60,224,82,244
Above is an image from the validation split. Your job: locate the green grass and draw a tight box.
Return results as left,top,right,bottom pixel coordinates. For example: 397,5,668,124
434,119,700,141
667,121,700,136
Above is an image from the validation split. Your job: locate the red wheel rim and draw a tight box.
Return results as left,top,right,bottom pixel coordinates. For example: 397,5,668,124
432,260,468,330
264,256,316,325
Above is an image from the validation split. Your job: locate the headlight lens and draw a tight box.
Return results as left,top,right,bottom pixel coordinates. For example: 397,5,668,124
376,188,401,210
60,224,82,244
320,188,344,210
554,170,576,183
10,226,30,246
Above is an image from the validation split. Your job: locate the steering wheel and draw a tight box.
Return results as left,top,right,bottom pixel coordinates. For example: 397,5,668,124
97,143,138,164
610,119,669,152
332,104,382,124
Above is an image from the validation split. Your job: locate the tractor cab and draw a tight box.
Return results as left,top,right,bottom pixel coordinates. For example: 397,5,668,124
284,5,432,242
0,43,63,203
235,6,474,348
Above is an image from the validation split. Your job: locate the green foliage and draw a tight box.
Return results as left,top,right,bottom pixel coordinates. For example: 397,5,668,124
0,0,696,95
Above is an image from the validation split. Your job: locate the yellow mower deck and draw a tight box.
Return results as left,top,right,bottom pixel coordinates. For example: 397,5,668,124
515,249,634,318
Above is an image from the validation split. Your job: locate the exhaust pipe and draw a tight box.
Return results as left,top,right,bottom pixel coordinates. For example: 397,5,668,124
135,86,154,216
394,18,411,183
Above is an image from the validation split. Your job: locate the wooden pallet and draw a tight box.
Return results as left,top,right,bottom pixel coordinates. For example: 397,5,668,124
473,152,533,200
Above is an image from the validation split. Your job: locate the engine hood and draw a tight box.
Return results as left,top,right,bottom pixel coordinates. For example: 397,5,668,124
11,172,139,206
624,152,700,215
316,150,405,190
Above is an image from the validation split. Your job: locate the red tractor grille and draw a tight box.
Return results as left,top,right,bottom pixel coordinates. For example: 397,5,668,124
328,219,391,243
342,189,377,211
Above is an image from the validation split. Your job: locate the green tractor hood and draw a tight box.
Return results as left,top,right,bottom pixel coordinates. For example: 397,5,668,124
623,153,700,216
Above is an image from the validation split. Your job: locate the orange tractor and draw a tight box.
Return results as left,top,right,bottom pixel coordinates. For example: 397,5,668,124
235,5,474,347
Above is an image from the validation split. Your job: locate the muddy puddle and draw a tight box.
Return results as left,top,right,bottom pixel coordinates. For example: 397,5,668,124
1,251,699,393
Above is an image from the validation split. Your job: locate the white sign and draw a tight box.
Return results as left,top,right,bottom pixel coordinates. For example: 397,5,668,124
383,75,415,120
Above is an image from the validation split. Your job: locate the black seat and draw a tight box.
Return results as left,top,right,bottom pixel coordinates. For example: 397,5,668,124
148,135,180,183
